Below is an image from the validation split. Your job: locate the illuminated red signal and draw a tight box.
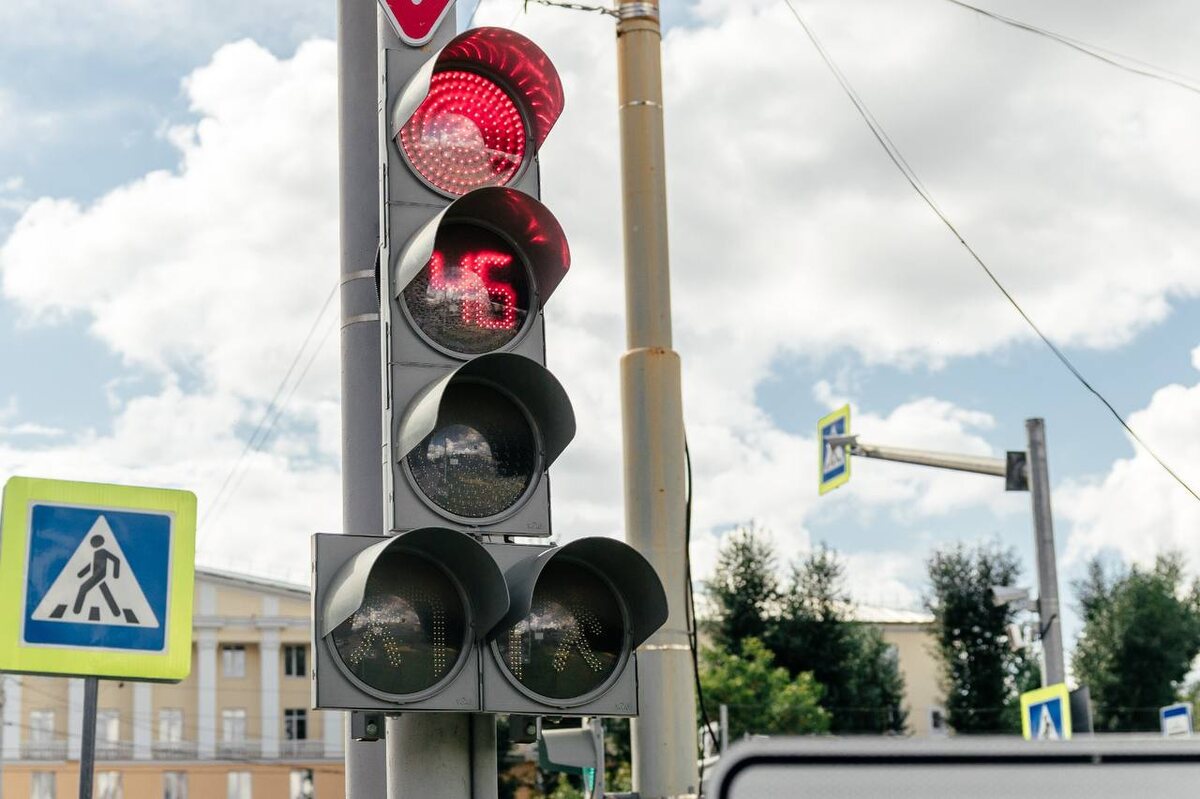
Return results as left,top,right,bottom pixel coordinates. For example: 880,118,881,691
428,250,518,331
399,70,528,197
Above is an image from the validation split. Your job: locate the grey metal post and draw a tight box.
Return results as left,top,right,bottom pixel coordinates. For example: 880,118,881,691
719,704,729,753
337,0,386,794
1027,418,1066,686
78,677,98,799
616,1,700,796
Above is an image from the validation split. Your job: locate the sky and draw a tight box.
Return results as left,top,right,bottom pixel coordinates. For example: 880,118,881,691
1,0,1200,654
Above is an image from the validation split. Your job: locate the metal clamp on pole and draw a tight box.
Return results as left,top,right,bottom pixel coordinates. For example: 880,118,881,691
618,2,659,21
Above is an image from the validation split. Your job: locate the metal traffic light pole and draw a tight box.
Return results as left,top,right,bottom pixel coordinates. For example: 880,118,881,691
336,0,386,796
825,418,1067,688
615,2,701,797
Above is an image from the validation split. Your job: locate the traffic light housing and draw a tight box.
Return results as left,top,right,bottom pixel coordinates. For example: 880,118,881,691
313,533,667,716
312,8,668,720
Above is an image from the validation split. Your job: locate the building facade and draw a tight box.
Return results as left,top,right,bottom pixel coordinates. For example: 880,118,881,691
852,605,944,736
0,568,345,799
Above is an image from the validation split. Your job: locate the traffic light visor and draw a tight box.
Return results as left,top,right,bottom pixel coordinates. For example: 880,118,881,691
396,354,576,522
392,27,565,198
395,188,570,359
319,529,510,700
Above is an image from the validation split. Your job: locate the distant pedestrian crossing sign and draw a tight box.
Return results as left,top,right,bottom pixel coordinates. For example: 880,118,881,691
1021,683,1072,741
0,477,195,681
818,405,852,495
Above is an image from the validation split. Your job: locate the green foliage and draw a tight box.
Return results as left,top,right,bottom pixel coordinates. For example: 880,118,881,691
700,637,830,737
704,524,779,651
767,545,907,733
925,541,1037,734
1072,553,1200,732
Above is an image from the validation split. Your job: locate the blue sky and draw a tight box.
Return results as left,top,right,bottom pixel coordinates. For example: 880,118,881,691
2,0,1200,658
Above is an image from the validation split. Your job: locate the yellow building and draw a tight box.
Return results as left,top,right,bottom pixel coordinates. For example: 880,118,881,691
852,605,945,736
0,567,346,799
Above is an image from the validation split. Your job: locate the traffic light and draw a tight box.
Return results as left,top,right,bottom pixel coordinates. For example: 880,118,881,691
313,533,667,715
312,11,669,718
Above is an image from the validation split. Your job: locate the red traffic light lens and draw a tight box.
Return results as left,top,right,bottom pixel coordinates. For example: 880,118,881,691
402,223,532,355
496,560,626,701
407,381,538,519
330,549,467,696
399,69,528,196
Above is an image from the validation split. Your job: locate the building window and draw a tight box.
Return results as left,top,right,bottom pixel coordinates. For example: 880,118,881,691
97,710,120,744
284,645,306,678
289,769,314,799
158,709,184,742
97,771,123,799
929,705,948,736
227,771,252,799
222,709,247,743
284,709,308,741
163,772,188,799
30,710,55,742
32,772,55,799
222,645,246,678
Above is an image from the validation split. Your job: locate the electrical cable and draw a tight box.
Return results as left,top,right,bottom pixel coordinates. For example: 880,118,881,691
941,0,1200,96
200,281,338,532
201,299,340,532
781,0,1200,505
685,438,718,796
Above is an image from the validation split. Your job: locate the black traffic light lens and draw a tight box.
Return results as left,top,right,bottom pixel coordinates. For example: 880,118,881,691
402,223,533,355
330,549,467,696
496,560,626,700
399,69,528,197
407,381,538,519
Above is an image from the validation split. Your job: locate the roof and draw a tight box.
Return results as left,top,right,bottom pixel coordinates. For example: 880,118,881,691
848,604,934,625
196,565,310,598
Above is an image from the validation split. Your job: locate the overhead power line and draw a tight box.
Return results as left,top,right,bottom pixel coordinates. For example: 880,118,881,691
199,281,339,532
942,0,1200,96
780,0,1200,504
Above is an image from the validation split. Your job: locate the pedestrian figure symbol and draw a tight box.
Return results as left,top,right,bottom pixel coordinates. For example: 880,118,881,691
32,515,160,629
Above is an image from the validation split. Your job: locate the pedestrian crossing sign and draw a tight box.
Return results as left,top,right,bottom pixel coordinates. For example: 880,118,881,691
818,405,852,495
0,476,196,681
1021,683,1072,741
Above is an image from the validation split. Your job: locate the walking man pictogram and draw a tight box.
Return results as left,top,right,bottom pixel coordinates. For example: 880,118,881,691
72,534,122,620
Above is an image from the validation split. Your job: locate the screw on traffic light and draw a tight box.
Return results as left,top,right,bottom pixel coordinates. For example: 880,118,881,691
312,14,668,719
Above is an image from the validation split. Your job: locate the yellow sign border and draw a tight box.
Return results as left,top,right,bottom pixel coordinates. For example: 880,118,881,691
1020,682,1072,740
818,405,852,495
0,476,196,681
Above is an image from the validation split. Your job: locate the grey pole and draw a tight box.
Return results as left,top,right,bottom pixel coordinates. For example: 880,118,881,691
616,2,700,797
719,704,729,753
337,0,386,795
78,677,98,799
1026,418,1066,686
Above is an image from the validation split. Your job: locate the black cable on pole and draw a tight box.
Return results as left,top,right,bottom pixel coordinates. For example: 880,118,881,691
781,0,1200,505
941,0,1200,96
686,438,718,796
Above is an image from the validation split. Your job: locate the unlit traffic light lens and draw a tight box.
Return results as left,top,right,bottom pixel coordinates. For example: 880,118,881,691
407,382,538,519
330,549,467,696
402,223,532,355
496,560,625,700
399,69,527,196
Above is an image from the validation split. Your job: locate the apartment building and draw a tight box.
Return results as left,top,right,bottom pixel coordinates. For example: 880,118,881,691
852,605,944,735
0,567,346,799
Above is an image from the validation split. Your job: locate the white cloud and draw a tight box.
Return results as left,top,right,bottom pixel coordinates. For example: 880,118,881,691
1059,354,1200,568
4,0,1200,591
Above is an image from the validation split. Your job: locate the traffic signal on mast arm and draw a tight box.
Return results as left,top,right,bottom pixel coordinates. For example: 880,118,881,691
311,11,668,717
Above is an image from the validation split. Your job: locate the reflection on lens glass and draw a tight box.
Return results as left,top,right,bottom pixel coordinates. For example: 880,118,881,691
402,223,532,355
406,382,537,519
496,560,625,700
331,549,466,695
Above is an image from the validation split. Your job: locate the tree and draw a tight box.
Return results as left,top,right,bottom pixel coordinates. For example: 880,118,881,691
1073,553,1200,732
704,524,778,651
699,637,830,738
926,542,1037,734
768,545,907,732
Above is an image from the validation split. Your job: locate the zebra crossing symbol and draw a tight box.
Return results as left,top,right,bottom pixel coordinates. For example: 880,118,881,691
32,515,159,628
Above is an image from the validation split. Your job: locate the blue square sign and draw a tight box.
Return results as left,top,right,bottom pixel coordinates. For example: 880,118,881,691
23,503,173,653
